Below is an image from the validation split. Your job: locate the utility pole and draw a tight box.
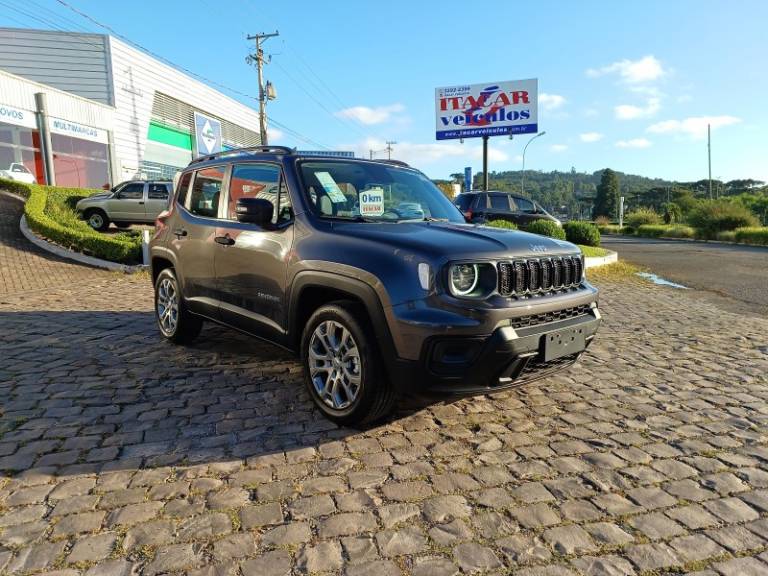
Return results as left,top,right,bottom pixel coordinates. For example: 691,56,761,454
707,123,712,200
246,31,279,145
385,141,397,160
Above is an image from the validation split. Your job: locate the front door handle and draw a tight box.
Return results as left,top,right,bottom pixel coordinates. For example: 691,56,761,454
173,228,187,238
215,235,235,246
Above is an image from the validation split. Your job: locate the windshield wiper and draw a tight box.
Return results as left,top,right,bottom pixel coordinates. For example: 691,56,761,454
423,217,450,222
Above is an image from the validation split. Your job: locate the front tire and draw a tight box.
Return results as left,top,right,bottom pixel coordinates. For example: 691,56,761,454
301,302,396,426
85,209,110,231
154,268,202,344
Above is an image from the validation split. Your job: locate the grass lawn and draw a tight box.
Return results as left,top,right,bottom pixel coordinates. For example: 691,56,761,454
579,245,610,257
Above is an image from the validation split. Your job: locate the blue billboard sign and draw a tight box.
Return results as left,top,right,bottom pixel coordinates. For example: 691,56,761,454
193,111,222,157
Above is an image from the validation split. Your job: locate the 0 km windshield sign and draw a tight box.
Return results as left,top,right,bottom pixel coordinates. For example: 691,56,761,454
435,79,538,140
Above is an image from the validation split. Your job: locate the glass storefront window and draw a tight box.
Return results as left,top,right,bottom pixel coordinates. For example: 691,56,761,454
0,121,45,183
50,133,110,189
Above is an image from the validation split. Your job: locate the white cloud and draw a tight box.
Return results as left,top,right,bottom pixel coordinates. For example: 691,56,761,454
584,108,599,118
587,55,666,83
550,144,568,152
267,127,284,141
335,103,405,125
647,115,741,139
579,132,604,143
614,97,660,119
615,138,652,149
676,94,693,103
539,93,566,111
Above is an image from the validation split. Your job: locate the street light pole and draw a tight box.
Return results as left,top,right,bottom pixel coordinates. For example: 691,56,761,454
521,131,546,196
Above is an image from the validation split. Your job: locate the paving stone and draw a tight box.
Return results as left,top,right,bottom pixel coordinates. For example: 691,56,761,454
429,519,475,545
177,513,233,541
84,559,134,576
261,522,312,546
6,541,67,574
241,550,293,576
345,559,402,576
560,499,603,522
584,522,635,546
543,524,598,555
702,472,750,495
704,496,760,523
630,511,687,540
0,504,47,527
241,502,284,528
712,557,768,576
319,512,378,537
471,510,517,539
379,502,420,528
341,536,379,564
375,526,427,556
381,480,433,501
626,486,677,509
123,520,176,550
52,510,105,536
67,533,117,563
145,543,202,575
624,543,682,572
412,556,459,576
453,542,503,573
569,555,636,576
497,534,552,566
510,503,561,528
207,487,251,509
106,501,163,526
668,533,726,562
422,494,471,523
212,533,257,561
665,503,720,529
296,541,343,573
705,525,765,553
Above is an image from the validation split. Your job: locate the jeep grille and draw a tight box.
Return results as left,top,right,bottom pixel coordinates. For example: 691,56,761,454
498,255,583,296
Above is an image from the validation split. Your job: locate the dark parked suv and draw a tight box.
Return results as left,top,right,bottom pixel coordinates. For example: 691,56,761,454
150,147,600,425
455,191,561,228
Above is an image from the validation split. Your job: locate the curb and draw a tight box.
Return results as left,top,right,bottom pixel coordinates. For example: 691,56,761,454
1,190,146,274
602,232,768,249
584,250,618,269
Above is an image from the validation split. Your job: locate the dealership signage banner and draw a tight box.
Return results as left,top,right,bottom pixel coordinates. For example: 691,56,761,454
435,79,538,140
50,117,108,143
0,103,37,129
194,111,222,157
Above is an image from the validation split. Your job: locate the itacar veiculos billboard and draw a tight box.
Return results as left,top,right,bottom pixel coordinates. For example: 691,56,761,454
435,79,538,140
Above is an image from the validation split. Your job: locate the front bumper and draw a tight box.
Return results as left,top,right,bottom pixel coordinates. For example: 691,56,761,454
389,306,601,394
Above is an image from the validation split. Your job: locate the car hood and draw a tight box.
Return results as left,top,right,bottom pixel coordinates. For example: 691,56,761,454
78,193,111,203
331,220,580,260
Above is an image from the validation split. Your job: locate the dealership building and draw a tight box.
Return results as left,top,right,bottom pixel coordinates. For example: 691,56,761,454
0,27,263,189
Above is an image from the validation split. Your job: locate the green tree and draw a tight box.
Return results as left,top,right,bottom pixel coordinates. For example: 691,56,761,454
592,169,619,220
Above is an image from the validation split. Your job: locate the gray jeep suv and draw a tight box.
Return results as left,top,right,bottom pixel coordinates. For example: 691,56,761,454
150,146,601,425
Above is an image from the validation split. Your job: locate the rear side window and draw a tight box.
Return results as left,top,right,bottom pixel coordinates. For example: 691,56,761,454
455,194,475,211
148,183,169,200
116,183,144,200
489,195,511,211
513,197,535,213
176,172,192,206
189,166,225,218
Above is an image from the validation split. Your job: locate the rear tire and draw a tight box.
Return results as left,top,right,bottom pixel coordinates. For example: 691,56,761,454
115,222,131,229
85,209,110,232
154,268,202,344
301,301,396,426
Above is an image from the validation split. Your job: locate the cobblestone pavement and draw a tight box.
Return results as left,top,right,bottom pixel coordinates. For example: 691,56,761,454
1,208,768,575
0,194,108,298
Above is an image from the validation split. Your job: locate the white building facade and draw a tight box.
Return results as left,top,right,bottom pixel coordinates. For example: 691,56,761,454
0,28,262,189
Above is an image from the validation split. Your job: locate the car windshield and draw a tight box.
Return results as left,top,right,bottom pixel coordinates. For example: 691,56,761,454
299,161,464,223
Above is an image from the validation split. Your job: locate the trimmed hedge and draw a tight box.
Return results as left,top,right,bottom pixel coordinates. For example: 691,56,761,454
734,227,768,246
0,178,142,264
523,219,566,240
597,224,626,235
486,219,518,230
563,221,601,247
636,224,695,239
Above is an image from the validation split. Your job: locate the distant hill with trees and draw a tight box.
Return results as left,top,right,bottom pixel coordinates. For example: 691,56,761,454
442,168,766,222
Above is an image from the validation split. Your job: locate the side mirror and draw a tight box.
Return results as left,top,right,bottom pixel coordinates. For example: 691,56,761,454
236,197,273,226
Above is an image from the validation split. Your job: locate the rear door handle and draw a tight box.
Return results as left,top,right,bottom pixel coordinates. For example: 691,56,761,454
173,228,187,238
215,235,235,246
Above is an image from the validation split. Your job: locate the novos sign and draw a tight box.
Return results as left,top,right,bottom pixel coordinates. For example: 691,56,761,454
435,79,538,140
193,111,222,157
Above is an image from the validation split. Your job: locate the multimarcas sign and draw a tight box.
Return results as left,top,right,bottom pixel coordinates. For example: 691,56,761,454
434,78,538,140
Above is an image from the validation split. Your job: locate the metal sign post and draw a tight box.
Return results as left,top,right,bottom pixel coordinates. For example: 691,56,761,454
619,196,625,228
482,136,489,191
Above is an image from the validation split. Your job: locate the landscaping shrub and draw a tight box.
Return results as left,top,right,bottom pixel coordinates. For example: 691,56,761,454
563,221,601,247
486,219,518,230
662,202,682,224
625,207,662,228
0,177,142,264
593,215,611,227
734,227,768,246
523,219,566,240
636,224,695,239
598,224,625,235
687,200,759,238
716,230,736,242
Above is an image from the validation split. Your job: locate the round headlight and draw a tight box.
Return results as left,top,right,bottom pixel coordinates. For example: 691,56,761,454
450,264,479,296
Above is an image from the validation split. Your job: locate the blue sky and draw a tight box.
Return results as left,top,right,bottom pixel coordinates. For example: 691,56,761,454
4,0,766,182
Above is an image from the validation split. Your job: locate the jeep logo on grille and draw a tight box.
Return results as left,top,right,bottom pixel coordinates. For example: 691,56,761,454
529,244,548,253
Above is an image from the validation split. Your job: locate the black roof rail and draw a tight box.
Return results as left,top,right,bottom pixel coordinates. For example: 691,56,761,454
188,145,296,166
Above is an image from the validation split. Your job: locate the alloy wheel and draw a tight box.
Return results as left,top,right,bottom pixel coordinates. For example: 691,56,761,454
308,320,362,409
156,277,179,335
88,213,104,229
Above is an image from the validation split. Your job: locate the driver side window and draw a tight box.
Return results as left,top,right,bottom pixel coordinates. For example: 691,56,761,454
117,183,144,200
229,163,292,225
